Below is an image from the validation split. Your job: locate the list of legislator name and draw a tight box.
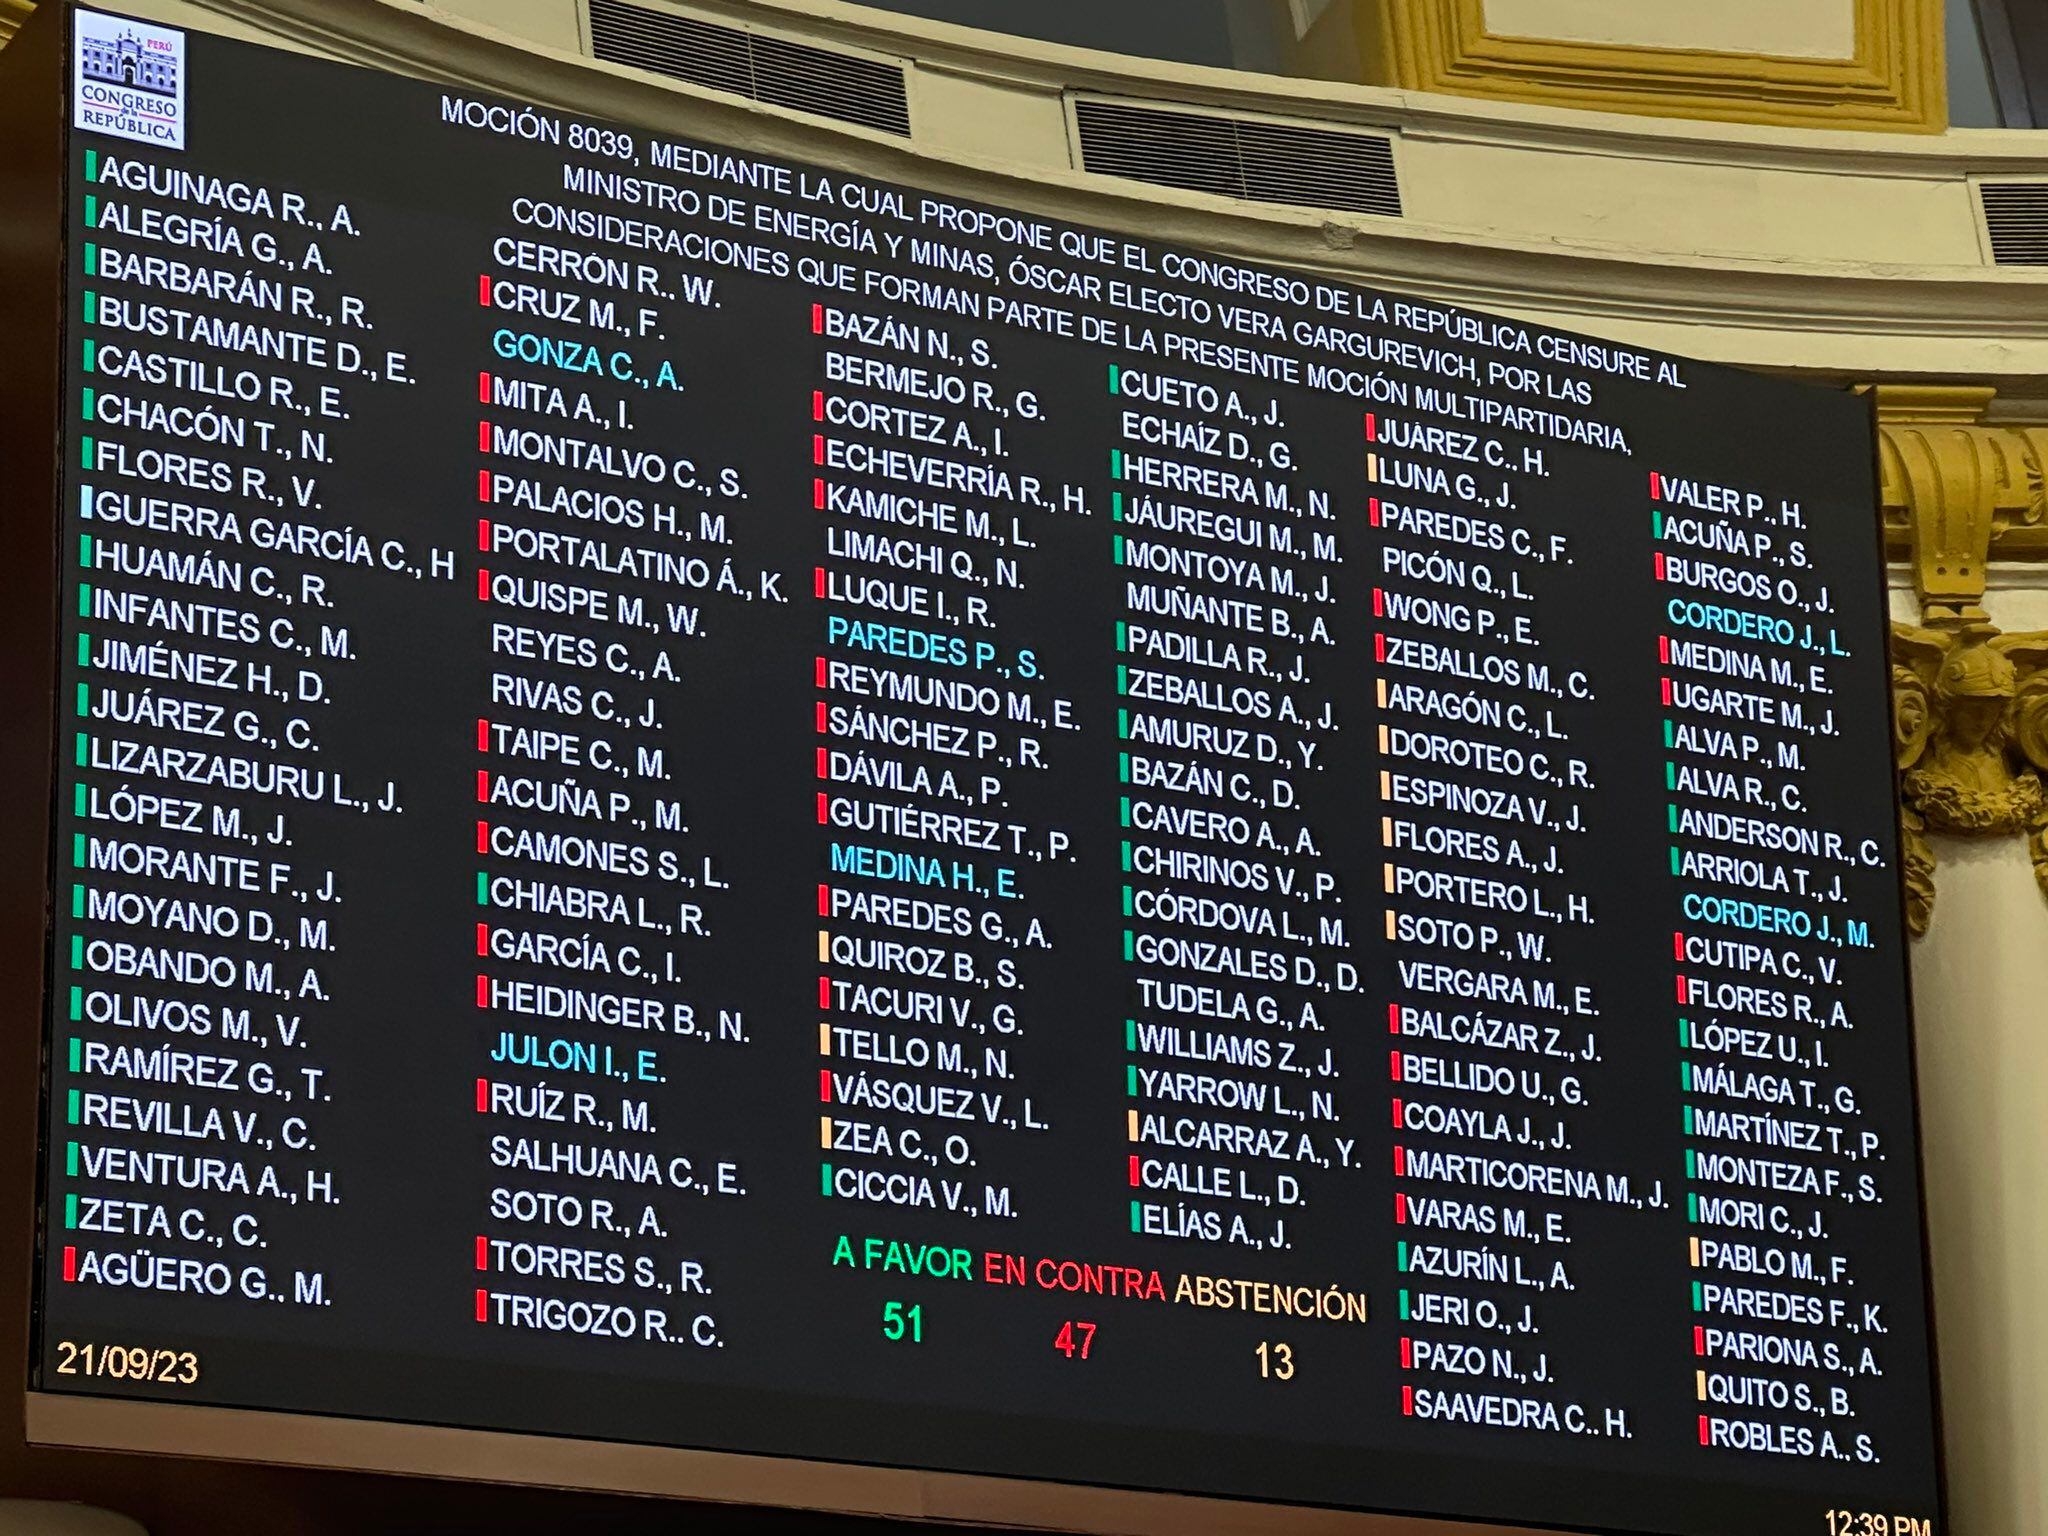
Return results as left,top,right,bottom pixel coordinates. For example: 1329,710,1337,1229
33,14,1939,1536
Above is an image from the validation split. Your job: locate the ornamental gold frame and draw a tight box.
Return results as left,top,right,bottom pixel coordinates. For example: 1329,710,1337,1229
1370,0,1948,132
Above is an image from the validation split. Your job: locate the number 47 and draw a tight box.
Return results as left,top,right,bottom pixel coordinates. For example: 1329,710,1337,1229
1053,1321,1096,1359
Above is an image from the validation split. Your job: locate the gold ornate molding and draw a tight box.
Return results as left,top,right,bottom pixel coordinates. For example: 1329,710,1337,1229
1878,387,2048,625
1878,386,2048,937
1891,623,2048,935
1372,0,1947,133
0,0,36,51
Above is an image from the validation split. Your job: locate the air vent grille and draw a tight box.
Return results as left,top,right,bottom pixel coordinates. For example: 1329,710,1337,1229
587,0,910,136
1074,99,1399,218
1982,182,2048,266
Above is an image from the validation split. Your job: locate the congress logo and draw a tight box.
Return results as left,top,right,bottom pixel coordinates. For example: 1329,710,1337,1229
73,9,186,149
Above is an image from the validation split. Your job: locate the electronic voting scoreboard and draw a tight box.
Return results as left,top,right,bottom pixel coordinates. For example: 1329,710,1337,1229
14,10,1942,1536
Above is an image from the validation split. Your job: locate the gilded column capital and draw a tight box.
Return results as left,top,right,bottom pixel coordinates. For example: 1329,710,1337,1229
1890,621,2048,935
1868,387,2048,936
1877,386,2048,628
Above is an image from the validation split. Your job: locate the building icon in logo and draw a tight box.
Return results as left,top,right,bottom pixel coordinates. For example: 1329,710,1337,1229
72,10,186,148
79,27,177,95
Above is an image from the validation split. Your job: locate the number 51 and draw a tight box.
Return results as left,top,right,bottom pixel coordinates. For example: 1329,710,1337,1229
882,1301,923,1343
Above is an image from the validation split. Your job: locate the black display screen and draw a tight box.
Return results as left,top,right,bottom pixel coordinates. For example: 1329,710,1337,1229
33,11,1941,1535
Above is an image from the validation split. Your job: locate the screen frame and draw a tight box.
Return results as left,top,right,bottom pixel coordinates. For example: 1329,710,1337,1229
4,7,1946,1535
